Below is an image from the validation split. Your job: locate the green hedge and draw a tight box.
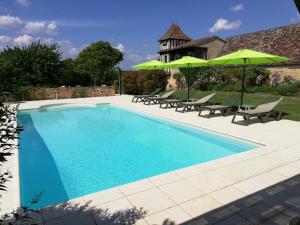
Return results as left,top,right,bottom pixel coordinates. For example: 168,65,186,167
121,70,167,95
193,82,299,96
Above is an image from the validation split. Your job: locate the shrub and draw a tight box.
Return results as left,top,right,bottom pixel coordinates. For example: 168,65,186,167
276,83,299,96
248,83,299,96
270,72,282,86
214,83,241,92
217,66,242,83
193,82,211,91
256,75,265,85
0,103,42,224
173,72,185,89
245,66,270,86
121,70,167,95
282,74,294,84
248,85,275,94
0,41,61,89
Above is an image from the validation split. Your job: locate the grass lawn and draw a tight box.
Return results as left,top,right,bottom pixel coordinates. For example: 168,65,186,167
172,89,300,121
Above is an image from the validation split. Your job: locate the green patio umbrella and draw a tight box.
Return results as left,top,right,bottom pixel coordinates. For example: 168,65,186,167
133,60,166,70
163,56,208,101
209,49,288,107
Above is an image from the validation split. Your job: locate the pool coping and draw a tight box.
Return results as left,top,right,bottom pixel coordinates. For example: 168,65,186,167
2,95,300,225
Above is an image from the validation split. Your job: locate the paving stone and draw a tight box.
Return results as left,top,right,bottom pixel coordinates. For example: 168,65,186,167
145,206,191,225
44,212,95,225
239,202,281,224
214,215,251,225
127,188,175,215
159,179,204,204
180,195,221,217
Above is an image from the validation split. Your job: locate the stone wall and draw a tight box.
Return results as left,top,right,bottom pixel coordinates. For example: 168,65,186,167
23,86,115,101
166,68,180,89
266,65,300,80
202,39,225,60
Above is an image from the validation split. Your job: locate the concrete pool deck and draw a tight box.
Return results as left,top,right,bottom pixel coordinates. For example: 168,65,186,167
2,95,300,225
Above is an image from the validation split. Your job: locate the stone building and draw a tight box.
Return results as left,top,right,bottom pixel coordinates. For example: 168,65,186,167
223,23,300,80
158,23,225,88
159,23,300,88
159,23,225,63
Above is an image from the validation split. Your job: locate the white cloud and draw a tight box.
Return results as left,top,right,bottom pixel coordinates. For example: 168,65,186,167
114,43,157,66
24,21,57,35
0,15,22,29
57,40,80,58
0,35,11,44
115,43,125,53
0,35,12,49
13,34,33,46
57,20,119,28
116,45,157,68
16,0,30,7
209,18,241,33
0,33,80,58
230,3,243,12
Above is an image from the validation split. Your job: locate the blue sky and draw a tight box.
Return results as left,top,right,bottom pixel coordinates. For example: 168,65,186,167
0,0,299,68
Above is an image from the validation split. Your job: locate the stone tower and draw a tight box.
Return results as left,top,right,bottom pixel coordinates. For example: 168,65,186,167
158,23,191,63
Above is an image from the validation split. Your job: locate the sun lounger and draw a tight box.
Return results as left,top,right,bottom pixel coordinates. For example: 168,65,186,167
159,98,184,109
198,94,240,118
174,93,216,113
131,88,161,103
143,90,176,105
231,97,283,125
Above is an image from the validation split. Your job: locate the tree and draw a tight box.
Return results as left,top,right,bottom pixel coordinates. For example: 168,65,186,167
58,58,91,86
74,41,123,86
0,41,61,92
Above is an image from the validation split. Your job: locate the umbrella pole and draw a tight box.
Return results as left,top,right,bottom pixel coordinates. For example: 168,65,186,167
118,68,122,95
187,65,190,102
240,59,246,107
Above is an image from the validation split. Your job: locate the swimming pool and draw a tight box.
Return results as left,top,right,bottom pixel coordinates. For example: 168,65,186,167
18,104,256,208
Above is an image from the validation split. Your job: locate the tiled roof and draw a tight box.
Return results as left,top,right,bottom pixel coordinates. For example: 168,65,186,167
159,36,225,53
159,23,191,41
223,23,300,65
172,36,224,50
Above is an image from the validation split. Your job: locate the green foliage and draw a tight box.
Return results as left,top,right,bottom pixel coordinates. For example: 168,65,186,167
122,70,167,95
179,67,199,85
248,82,299,96
75,41,123,85
276,83,298,96
0,102,41,224
214,82,241,92
245,66,270,86
0,41,123,96
183,65,270,86
190,65,278,94
58,58,91,86
0,41,61,93
173,72,185,89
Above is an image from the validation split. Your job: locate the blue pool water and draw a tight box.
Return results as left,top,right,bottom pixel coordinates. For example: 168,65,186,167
18,104,256,208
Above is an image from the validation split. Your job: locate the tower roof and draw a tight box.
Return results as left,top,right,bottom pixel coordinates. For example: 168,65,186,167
159,23,191,42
